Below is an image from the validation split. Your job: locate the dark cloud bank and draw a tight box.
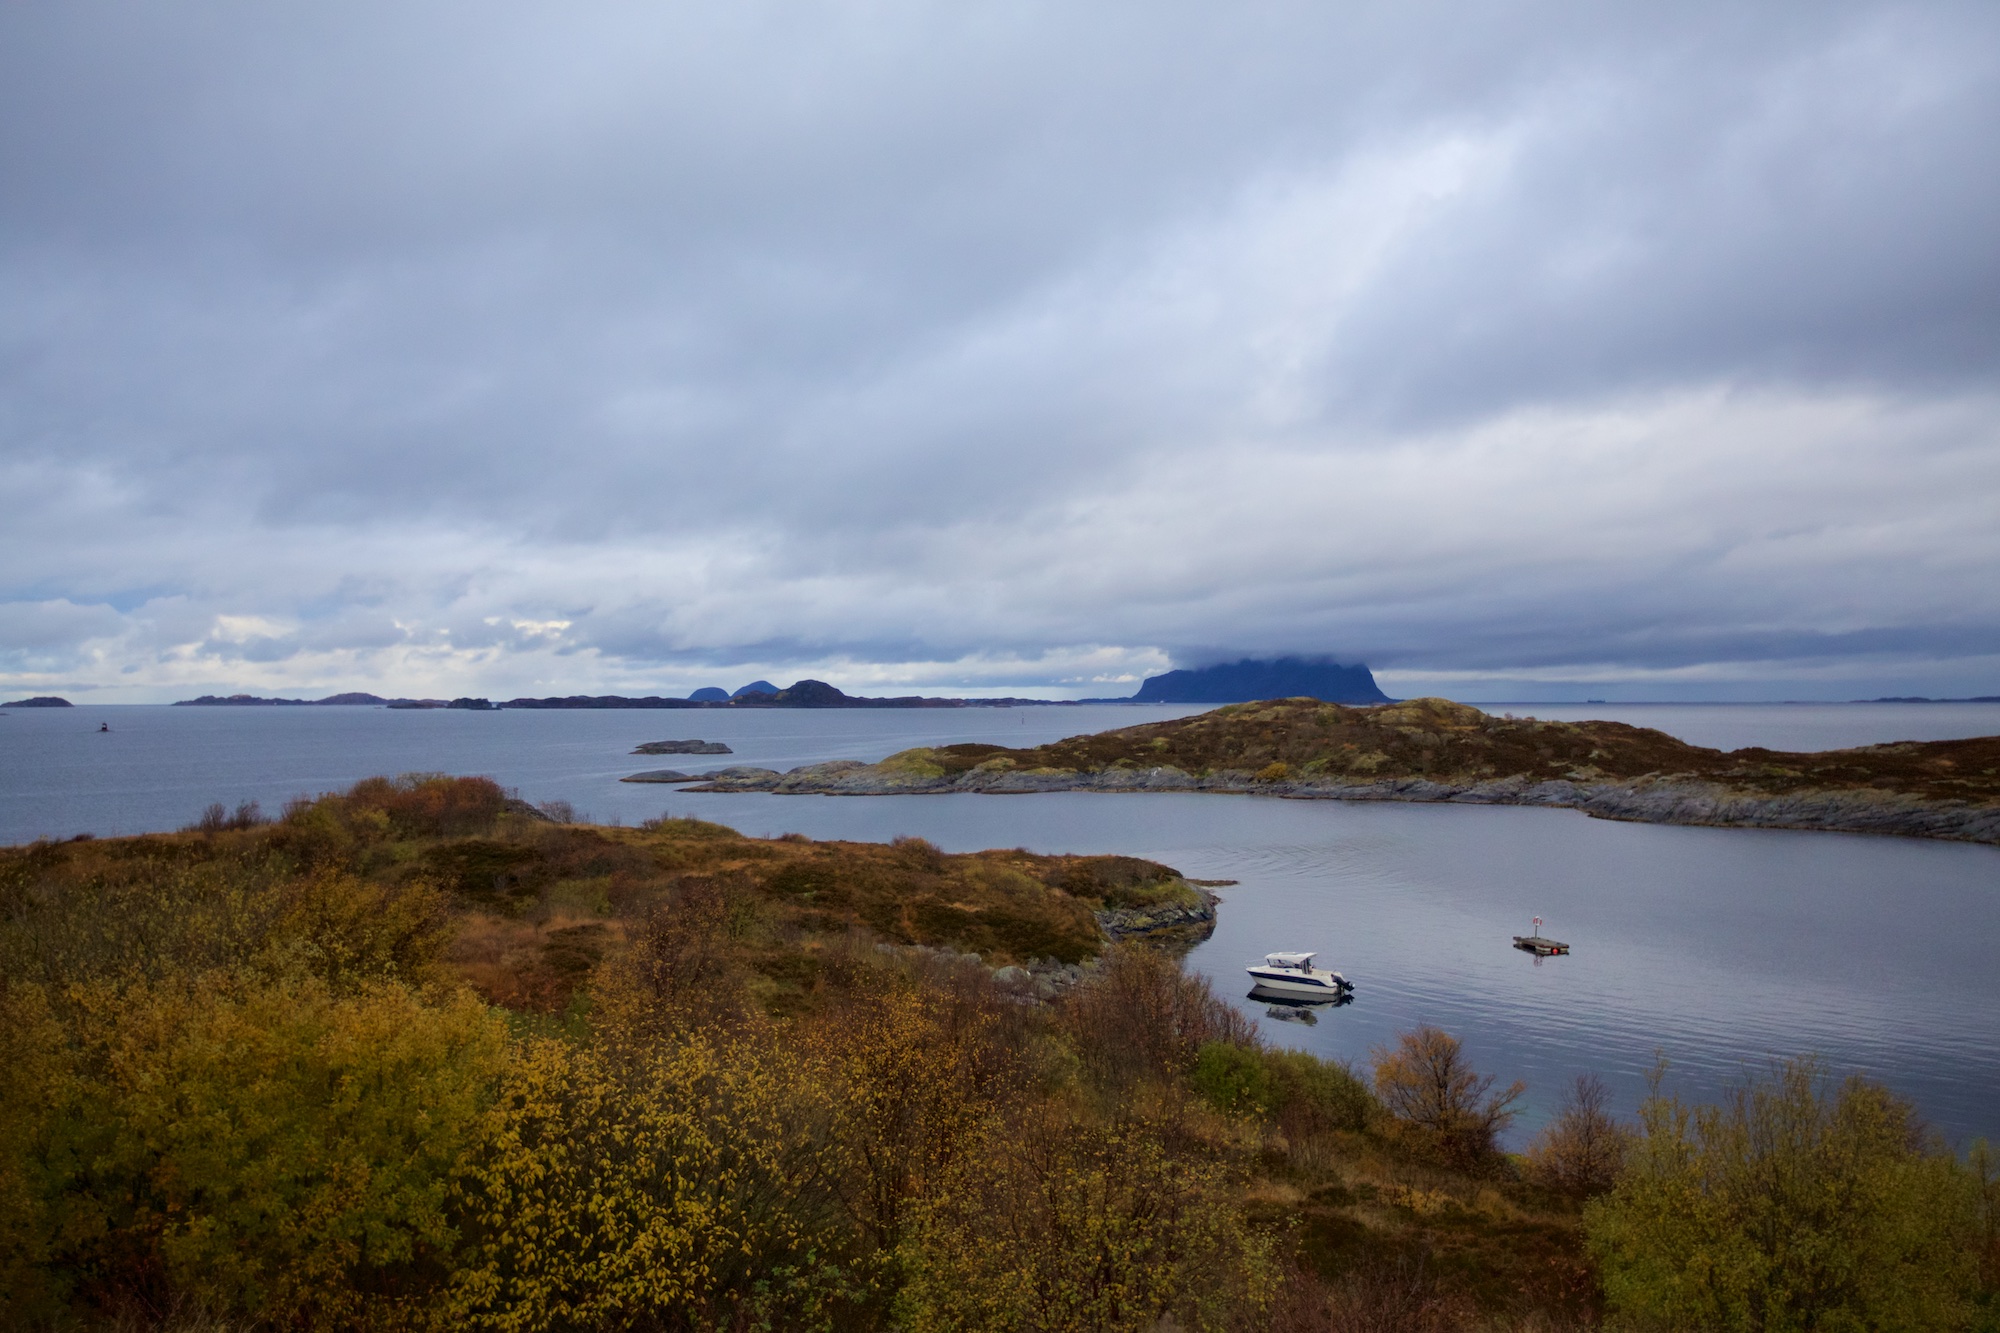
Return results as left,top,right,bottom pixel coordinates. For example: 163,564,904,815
3,1,1998,701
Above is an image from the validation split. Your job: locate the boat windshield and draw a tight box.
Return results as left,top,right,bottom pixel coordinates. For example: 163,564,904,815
1262,952,1315,969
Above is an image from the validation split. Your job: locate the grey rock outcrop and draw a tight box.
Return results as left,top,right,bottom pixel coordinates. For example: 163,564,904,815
632,739,733,755
692,766,788,789
1095,888,1219,944
683,758,2000,845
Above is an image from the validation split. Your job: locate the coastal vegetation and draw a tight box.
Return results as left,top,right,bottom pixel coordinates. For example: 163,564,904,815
690,697,2000,844
2,774,1994,1329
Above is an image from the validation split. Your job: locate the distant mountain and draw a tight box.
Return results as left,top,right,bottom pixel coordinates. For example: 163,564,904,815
175,693,388,706
500,680,1064,709
687,687,731,702
2,695,72,707
1863,695,2000,703
501,695,704,709
1129,658,1390,705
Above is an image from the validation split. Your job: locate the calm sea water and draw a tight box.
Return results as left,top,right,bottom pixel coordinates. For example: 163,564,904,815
5,700,1998,1145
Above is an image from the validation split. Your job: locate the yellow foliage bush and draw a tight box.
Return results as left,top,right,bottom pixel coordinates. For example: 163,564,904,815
270,871,454,989
447,1029,852,1331
801,981,1015,1251
0,982,73,1323
896,1108,1278,1332
7,974,506,1327
1586,1058,1983,1332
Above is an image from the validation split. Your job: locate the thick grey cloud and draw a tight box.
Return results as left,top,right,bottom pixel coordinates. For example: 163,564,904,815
3,1,1998,700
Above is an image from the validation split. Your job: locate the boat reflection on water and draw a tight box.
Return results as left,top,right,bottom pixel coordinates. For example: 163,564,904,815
1249,983,1353,1025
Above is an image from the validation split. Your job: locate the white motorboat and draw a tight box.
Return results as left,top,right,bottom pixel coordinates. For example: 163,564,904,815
1245,951,1352,999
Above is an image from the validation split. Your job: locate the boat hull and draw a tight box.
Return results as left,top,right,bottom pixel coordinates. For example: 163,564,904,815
1244,969,1351,998
1250,984,1353,1011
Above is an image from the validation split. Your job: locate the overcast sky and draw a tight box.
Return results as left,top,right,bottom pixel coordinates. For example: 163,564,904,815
4,1,1999,702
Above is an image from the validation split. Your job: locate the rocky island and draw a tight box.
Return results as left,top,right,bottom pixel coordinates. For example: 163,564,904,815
681,696,2000,845
1127,656,1389,704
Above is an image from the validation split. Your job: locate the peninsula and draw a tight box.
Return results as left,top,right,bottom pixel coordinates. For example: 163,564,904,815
681,696,2000,845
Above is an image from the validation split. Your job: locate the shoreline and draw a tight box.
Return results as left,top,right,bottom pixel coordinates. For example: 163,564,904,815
676,762,2000,846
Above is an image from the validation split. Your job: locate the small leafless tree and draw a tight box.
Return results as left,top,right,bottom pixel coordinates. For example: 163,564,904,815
1059,945,1256,1088
1527,1073,1634,1196
1370,1025,1524,1167
187,800,264,834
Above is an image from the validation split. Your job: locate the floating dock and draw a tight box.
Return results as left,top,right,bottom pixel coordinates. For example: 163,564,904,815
1512,916,1569,956
1512,934,1570,957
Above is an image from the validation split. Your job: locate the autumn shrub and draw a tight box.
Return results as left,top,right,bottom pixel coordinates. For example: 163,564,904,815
641,814,743,840
1055,854,1185,909
186,800,266,833
345,773,508,839
593,873,762,1035
892,834,949,871
0,844,450,998
1525,1074,1633,1198
273,791,372,864
1586,1057,1983,1332
419,838,547,914
1262,1047,1377,1138
9,975,506,1327
1265,1254,1479,1333
800,978,1019,1255
1060,945,1255,1091
1972,1138,2000,1304
1193,1040,1275,1117
896,1106,1279,1332
1191,1041,1378,1144
1370,1026,1523,1170
0,849,286,989
447,1030,853,1331
0,981,71,1324
271,871,455,989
